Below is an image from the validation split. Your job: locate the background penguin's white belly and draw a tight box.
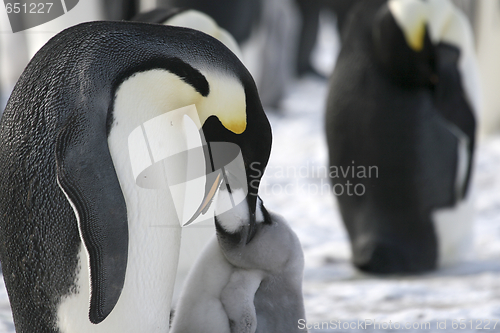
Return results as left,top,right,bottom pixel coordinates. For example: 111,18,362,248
433,126,475,268
433,194,475,268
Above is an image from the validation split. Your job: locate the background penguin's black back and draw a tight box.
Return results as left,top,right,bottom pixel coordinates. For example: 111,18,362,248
325,0,474,273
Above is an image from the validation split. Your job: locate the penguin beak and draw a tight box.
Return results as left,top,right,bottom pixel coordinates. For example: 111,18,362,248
184,139,247,227
241,151,267,245
184,171,223,226
245,193,258,244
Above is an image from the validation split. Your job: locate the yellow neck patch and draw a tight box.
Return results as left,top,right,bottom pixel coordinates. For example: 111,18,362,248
113,69,247,135
388,0,428,52
407,21,426,52
197,70,247,134
387,0,481,116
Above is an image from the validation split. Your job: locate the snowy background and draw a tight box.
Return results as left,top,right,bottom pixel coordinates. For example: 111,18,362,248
0,6,500,333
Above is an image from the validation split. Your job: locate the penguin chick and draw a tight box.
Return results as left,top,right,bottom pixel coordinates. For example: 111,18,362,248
170,197,307,333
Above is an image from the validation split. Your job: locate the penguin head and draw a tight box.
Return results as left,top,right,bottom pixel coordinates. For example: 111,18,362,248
372,0,481,114
127,12,257,230
158,12,268,238
184,67,272,240
387,0,472,53
115,59,271,236
107,21,271,238
201,85,271,243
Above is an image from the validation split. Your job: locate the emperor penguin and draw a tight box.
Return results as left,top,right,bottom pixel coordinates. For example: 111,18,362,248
170,197,307,333
294,0,362,77
0,20,271,333
326,0,480,273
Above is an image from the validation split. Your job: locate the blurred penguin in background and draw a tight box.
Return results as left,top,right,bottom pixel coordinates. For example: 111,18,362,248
0,0,161,110
326,0,480,274
0,0,104,109
102,0,158,21
294,0,361,78
156,0,297,109
102,0,140,20
470,0,500,137
131,8,242,59
156,0,261,44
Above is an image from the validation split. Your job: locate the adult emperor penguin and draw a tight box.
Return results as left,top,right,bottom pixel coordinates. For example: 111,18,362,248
326,0,480,273
170,197,307,333
0,20,271,333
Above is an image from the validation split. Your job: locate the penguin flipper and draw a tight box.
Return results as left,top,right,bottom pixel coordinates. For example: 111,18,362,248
220,269,262,332
56,114,128,324
434,43,477,197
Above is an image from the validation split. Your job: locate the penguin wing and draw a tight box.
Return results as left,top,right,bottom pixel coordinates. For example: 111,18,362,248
220,269,262,332
56,113,128,324
434,43,476,198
